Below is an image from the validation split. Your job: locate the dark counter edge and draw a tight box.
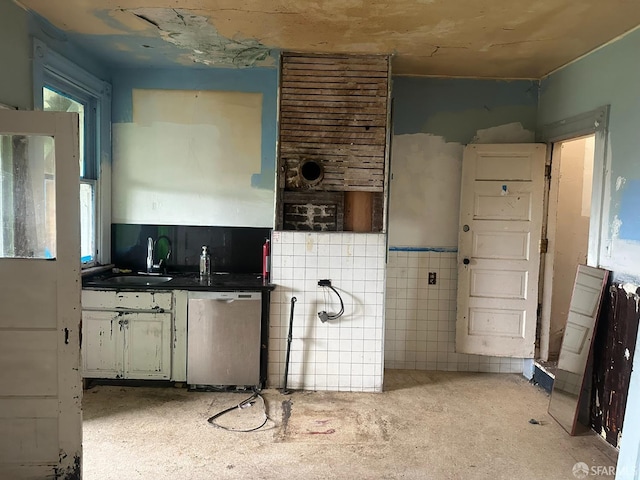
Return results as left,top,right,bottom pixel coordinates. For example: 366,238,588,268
82,272,277,292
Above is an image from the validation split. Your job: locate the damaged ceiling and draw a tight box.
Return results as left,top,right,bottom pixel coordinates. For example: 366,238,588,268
15,0,640,78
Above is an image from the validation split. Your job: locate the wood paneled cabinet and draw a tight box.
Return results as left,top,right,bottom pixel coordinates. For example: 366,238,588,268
81,290,173,380
82,310,171,380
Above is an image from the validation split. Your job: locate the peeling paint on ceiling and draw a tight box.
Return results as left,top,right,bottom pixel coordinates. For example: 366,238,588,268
15,0,640,77
130,8,272,67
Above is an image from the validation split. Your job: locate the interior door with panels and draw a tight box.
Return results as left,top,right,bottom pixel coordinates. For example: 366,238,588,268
0,110,81,478
456,144,546,358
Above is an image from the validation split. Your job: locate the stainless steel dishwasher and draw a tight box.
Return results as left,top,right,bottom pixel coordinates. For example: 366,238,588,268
187,291,262,387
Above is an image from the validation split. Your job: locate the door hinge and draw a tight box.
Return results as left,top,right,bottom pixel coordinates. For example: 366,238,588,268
540,238,548,253
545,164,552,179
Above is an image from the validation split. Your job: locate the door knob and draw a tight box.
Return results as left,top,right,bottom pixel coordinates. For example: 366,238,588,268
463,258,470,265
463,225,470,232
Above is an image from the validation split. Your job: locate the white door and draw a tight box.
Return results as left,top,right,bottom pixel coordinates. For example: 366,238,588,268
0,110,81,478
456,144,546,357
557,265,608,374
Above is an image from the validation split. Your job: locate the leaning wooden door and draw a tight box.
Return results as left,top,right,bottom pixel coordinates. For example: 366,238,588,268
456,144,546,357
0,110,81,478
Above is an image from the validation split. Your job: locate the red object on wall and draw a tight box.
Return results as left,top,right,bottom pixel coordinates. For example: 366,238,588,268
262,239,270,283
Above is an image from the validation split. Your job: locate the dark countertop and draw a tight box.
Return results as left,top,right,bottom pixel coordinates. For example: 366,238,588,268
82,270,276,292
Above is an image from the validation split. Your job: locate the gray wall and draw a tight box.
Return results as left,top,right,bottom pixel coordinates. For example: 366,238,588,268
0,2,31,109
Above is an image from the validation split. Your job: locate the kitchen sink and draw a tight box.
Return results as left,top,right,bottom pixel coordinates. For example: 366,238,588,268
106,275,173,286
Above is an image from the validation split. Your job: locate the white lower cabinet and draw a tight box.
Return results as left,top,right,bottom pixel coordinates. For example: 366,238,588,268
82,290,174,380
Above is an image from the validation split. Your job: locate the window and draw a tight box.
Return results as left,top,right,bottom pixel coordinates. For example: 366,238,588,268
42,87,95,263
0,133,56,258
33,39,111,267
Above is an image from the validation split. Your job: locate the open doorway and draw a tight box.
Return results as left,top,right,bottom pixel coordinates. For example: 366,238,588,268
538,106,610,363
542,134,596,360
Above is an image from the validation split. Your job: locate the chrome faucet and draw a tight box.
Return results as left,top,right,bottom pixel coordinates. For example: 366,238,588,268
146,236,172,274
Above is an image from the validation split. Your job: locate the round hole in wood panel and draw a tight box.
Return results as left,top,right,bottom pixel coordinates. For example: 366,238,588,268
300,159,324,186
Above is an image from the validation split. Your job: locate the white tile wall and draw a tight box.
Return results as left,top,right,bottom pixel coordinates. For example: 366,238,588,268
269,231,386,392
385,249,524,374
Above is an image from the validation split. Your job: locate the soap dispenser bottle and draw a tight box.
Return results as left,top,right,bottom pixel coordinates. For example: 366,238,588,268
199,245,211,279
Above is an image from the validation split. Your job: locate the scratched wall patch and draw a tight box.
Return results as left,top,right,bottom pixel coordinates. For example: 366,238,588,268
130,8,272,67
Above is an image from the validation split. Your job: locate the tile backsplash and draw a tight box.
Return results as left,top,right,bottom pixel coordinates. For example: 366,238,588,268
385,249,523,374
111,223,270,273
268,231,386,392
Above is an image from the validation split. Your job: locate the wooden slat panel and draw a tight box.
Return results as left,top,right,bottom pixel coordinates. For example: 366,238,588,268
279,53,389,194
284,52,386,60
284,159,384,170
281,119,387,129
282,105,387,115
280,143,385,154
282,68,388,81
280,112,386,122
281,124,386,134
281,80,385,90
281,131,386,142
284,54,387,65
280,88,387,100
281,99,386,108
284,61,387,70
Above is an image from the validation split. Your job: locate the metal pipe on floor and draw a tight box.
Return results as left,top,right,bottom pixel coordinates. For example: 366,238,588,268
281,296,296,395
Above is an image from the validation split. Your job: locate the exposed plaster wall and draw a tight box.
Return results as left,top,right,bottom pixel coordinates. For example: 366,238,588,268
0,2,31,109
111,67,277,227
112,89,270,226
389,77,538,249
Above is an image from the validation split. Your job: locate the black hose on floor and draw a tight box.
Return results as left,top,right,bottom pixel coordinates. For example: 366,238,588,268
207,389,272,432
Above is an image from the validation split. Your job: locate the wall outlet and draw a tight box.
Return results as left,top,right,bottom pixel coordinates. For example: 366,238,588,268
428,272,437,285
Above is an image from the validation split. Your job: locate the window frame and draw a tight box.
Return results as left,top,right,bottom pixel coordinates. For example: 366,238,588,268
33,39,111,268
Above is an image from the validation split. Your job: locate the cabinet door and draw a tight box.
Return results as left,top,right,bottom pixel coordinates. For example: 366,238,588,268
82,311,123,378
124,313,172,380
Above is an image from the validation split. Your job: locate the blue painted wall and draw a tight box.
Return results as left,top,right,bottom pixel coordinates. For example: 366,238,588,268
111,67,278,189
28,14,112,82
538,28,640,476
538,27,640,279
392,77,538,143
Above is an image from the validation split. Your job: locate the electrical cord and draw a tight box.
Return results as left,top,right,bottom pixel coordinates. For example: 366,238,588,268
326,285,344,319
207,388,274,432
319,284,344,320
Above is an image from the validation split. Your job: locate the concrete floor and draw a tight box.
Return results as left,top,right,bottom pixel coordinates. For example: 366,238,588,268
83,370,617,479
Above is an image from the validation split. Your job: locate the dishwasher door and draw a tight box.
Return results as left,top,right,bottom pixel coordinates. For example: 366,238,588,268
187,291,262,387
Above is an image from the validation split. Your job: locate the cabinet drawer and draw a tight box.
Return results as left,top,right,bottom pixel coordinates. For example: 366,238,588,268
82,290,172,311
